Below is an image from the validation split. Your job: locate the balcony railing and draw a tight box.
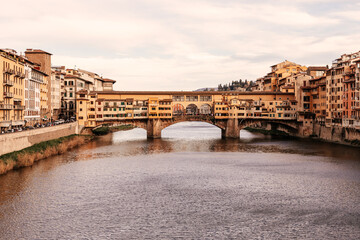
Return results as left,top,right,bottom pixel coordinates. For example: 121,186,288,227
3,68,14,75
13,105,25,110
0,103,13,110
4,92,14,98
3,79,14,86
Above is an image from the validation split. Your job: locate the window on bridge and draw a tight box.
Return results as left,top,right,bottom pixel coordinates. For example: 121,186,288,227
173,95,184,102
200,104,211,115
200,95,212,101
186,96,198,102
173,104,185,116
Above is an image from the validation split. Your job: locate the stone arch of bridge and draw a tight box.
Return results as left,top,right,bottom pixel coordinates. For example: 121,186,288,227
240,119,298,133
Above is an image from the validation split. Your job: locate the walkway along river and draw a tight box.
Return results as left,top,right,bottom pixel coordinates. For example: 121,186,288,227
0,122,359,239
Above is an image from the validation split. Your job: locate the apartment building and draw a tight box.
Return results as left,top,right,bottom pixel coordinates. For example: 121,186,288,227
325,51,360,127
0,49,26,131
342,56,360,128
60,68,116,120
25,49,52,120
51,66,66,120
24,62,47,125
254,60,307,92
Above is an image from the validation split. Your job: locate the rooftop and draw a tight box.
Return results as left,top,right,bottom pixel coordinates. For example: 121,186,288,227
25,49,52,55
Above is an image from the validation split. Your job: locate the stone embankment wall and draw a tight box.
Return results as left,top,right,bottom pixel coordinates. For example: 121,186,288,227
312,124,360,144
249,121,360,146
0,122,79,156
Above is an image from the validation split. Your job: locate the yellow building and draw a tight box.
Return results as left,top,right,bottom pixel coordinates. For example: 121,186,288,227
0,49,26,131
255,60,307,92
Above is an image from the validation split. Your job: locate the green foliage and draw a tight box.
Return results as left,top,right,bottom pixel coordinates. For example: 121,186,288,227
92,126,110,135
0,134,81,163
217,79,255,91
92,124,134,136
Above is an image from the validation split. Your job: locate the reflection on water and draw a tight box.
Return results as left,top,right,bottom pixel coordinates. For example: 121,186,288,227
0,122,360,239
75,122,360,162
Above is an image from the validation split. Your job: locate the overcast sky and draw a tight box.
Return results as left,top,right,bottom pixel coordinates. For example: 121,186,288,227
1,0,359,90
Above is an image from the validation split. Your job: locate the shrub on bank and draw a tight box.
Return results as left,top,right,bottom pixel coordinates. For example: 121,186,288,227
92,124,134,135
0,135,90,175
92,126,110,135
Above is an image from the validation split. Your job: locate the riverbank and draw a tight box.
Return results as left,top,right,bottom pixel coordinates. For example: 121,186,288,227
245,126,360,147
0,134,92,175
92,124,135,135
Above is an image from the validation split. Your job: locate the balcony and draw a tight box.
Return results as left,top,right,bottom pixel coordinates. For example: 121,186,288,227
19,73,25,79
0,103,13,110
3,79,14,86
13,105,25,110
4,68,14,75
4,92,14,98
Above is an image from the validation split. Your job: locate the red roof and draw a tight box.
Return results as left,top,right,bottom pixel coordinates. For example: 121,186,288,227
102,78,116,83
25,49,52,55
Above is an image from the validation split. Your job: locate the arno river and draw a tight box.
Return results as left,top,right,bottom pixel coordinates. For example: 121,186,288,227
0,122,360,239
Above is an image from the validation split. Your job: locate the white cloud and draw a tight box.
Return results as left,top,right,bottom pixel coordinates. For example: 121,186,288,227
0,0,358,90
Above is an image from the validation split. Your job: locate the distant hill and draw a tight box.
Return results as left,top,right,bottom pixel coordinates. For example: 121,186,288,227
194,87,217,91
217,79,255,91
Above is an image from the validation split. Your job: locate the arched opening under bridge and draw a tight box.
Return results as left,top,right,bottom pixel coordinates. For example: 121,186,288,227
162,121,221,139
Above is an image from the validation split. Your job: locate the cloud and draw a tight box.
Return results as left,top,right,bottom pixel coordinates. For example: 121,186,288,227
0,0,359,90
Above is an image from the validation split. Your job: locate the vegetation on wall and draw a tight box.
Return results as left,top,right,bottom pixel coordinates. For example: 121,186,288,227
0,135,91,175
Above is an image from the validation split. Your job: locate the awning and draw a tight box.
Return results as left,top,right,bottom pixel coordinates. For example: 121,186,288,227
12,120,25,126
0,121,11,127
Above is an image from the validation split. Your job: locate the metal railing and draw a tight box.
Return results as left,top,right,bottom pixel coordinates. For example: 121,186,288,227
3,79,14,86
4,92,14,98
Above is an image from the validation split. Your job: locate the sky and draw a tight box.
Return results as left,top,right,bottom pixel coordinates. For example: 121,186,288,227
1,0,360,91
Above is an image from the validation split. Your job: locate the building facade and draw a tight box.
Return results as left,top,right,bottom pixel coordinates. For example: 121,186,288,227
24,63,46,125
25,49,52,120
0,49,26,131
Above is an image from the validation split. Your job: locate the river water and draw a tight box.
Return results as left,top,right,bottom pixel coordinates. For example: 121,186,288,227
0,122,360,239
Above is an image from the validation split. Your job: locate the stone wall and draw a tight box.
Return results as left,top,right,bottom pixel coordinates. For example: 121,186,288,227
0,122,79,156
312,124,360,144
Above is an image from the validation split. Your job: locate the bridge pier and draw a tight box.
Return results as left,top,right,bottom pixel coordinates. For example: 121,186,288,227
221,118,240,139
147,119,162,139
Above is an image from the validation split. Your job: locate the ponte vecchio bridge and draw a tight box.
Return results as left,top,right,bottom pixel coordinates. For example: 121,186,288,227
76,91,300,138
